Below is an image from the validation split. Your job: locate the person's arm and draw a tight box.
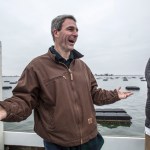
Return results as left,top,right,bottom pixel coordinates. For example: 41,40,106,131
0,64,39,122
90,72,133,105
0,106,7,120
145,58,150,87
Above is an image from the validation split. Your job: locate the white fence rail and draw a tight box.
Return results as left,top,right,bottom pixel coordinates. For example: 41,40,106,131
3,131,144,150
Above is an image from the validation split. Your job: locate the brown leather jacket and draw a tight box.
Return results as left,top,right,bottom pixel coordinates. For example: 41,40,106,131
0,49,120,146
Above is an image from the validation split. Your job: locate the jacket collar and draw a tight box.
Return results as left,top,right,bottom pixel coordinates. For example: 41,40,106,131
48,46,84,61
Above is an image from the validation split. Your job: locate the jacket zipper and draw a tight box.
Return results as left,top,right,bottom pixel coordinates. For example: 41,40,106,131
75,100,83,144
59,61,82,143
59,62,73,81
68,68,73,80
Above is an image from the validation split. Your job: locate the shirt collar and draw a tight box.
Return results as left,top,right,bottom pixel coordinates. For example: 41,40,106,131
49,46,83,61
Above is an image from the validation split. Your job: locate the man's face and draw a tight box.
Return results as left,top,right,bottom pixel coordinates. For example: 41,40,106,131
54,18,78,52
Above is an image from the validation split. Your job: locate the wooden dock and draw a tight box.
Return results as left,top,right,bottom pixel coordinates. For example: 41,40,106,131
95,108,132,128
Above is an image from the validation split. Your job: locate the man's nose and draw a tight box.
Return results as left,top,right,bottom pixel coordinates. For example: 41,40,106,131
73,30,78,37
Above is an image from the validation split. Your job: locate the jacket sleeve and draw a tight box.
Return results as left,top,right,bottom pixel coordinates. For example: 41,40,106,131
90,72,120,106
145,58,150,88
0,65,40,122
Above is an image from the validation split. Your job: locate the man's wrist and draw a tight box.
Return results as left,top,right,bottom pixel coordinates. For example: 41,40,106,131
0,105,7,120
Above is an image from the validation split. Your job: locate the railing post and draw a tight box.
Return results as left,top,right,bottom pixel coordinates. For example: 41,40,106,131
0,41,4,150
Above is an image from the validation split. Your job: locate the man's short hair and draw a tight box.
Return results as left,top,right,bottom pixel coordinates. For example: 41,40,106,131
51,15,76,41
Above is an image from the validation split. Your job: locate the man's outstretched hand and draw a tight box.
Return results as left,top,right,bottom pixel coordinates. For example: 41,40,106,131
117,87,133,99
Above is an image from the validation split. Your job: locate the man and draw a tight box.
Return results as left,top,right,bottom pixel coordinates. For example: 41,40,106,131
145,58,150,150
0,15,133,150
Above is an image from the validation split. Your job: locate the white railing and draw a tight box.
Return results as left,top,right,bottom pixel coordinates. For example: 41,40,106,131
3,131,144,150
4,131,43,147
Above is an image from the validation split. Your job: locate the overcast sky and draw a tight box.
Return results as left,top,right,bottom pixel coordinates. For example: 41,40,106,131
0,0,150,76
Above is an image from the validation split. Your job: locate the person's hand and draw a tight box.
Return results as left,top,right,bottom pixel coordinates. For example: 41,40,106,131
117,87,133,99
0,106,7,120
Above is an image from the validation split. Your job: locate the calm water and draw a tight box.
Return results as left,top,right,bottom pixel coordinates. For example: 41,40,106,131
2,75,147,138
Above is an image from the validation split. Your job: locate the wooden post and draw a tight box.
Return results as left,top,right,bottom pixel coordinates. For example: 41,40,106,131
0,41,4,150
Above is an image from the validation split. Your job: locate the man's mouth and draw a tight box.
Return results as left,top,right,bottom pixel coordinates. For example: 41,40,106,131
68,39,75,44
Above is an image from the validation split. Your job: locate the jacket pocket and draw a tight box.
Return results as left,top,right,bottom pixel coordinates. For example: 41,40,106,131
40,104,56,131
47,108,55,131
41,74,67,105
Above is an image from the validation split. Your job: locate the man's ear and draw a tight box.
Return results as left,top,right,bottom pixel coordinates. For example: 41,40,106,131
53,29,59,38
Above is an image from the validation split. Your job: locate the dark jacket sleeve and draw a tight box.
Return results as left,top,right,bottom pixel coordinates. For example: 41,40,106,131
0,65,40,122
145,58,150,127
145,58,150,88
